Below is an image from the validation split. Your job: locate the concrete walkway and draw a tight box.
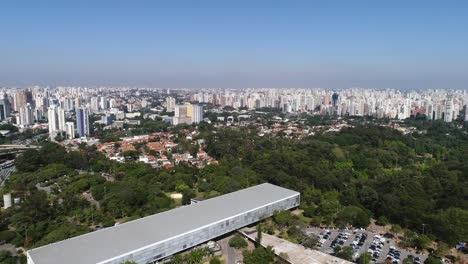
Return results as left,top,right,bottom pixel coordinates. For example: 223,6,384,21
240,228,353,264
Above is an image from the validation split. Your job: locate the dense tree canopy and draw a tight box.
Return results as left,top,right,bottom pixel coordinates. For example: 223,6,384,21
1,119,467,264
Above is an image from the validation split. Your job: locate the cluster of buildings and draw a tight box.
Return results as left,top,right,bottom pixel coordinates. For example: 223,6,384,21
165,97,204,125
97,131,217,169
0,86,209,141
190,88,468,122
1,86,467,144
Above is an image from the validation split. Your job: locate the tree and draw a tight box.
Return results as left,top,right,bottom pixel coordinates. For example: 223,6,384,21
335,246,354,261
335,206,370,228
273,211,292,227
229,235,247,249
182,188,196,205
303,207,316,218
357,252,372,264
434,242,449,258
256,224,263,246
403,256,415,264
424,255,442,264
243,246,275,264
414,235,431,250
302,237,319,249
209,257,222,264
391,224,402,242
376,215,389,226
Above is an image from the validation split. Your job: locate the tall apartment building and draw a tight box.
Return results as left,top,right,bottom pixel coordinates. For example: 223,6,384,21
18,103,34,126
48,105,66,139
191,104,203,123
173,103,203,125
166,96,176,112
0,94,11,121
65,122,75,139
464,105,468,122
76,107,90,137
444,96,454,122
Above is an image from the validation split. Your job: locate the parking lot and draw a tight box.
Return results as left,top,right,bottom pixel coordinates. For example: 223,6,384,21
305,227,428,264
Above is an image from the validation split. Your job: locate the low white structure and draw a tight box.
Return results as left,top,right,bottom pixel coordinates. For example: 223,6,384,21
3,193,12,209
27,183,300,264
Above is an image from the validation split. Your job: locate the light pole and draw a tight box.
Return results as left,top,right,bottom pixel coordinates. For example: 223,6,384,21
422,224,427,235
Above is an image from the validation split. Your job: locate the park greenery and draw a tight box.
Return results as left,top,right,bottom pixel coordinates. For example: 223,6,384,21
0,118,467,263
228,235,248,249
202,121,468,246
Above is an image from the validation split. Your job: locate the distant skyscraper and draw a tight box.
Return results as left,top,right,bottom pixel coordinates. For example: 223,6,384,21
65,122,75,139
444,96,454,122
18,103,34,126
48,105,66,139
101,113,115,125
63,98,75,112
332,93,339,115
464,105,468,122
100,96,108,110
166,97,176,112
0,93,11,121
173,104,191,125
76,107,90,137
90,97,99,113
109,98,117,108
191,104,203,123
13,90,27,112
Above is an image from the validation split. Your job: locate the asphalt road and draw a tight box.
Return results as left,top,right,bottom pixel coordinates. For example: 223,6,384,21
0,166,16,187
217,235,243,264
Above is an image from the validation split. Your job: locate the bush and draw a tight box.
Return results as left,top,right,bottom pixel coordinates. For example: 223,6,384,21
303,207,316,218
102,217,116,228
376,216,389,226
229,235,247,249
0,231,16,242
210,257,222,264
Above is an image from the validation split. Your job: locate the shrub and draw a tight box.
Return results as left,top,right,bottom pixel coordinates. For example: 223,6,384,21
229,235,247,249
0,231,16,242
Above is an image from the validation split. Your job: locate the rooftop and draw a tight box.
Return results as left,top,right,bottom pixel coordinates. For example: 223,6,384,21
27,183,299,264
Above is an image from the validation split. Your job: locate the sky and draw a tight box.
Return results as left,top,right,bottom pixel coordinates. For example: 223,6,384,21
1,0,467,89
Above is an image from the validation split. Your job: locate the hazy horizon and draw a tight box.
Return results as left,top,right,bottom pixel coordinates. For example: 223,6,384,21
1,1,467,89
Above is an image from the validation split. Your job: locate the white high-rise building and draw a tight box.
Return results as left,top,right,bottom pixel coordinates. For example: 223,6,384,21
109,98,117,108
166,97,176,112
444,97,454,122
90,97,100,113
100,96,108,110
48,105,66,139
464,105,468,122
173,104,191,125
65,122,75,139
191,104,203,124
18,103,34,126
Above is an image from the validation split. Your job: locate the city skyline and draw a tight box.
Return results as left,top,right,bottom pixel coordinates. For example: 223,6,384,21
1,1,468,89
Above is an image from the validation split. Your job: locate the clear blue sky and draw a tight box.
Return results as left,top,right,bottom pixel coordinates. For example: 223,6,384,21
1,0,467,89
